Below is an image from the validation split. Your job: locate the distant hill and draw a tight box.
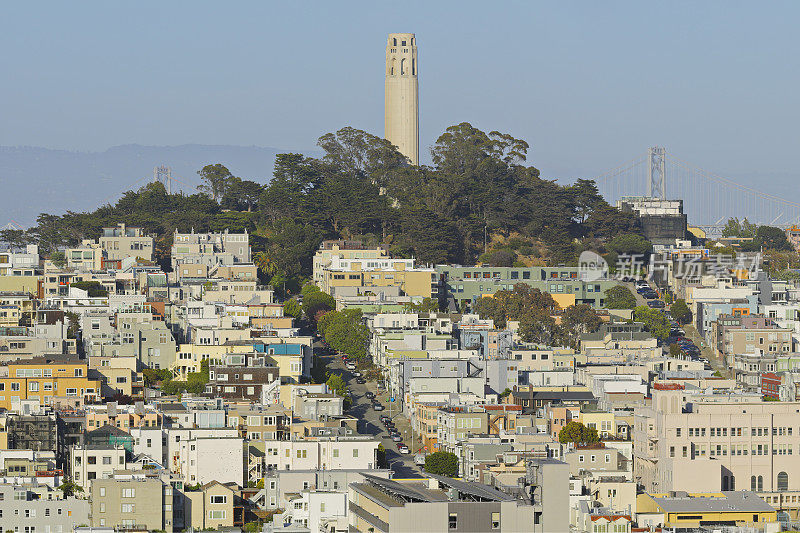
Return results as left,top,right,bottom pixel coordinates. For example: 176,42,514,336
0,144,311,226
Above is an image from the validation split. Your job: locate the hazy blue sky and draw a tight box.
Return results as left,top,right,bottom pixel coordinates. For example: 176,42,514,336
2,1,799,183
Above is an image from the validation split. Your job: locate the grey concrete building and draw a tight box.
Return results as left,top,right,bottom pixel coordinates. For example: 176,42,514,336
348,469,569,533
90,477,174,531
0,482,90,533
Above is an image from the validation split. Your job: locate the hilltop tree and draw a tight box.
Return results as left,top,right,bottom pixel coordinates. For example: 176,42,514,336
198,163,234,202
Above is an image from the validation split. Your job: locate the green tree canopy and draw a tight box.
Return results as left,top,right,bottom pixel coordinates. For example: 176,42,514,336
283,298,302,320
423,451,459,477
671,298,692,325
604,285,637,309
198,163,235,202
318,309,369,360
302,286,336,321
558,421,600,446
634,305,671,340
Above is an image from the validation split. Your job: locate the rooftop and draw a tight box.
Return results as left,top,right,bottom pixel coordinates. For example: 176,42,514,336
649,491,774,514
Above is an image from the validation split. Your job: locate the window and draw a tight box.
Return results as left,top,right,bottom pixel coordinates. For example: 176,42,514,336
211,495,227,504
491,512,500,529
449,513,457,529
778,472,789,492
122,488,135,498
121,503,135,513
209,510,226,519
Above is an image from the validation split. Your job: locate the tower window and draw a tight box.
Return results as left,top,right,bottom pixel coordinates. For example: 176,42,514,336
400,58,406,75
393,38,397,46
401,40,406,46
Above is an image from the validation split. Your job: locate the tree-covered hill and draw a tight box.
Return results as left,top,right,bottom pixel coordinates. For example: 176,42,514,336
7,123,643,292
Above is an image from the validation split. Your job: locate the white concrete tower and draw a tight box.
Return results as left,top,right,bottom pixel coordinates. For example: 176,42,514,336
385,33,419,165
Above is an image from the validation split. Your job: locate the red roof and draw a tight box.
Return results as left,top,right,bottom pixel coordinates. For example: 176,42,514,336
653,383,684,390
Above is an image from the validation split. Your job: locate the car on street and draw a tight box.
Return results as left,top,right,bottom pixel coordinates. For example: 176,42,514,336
414,454,426,466
365,392,375,399
397,444,410,454
352,371,361,377
346,363,356,370
380,415,390,423
647,300,665,308
391,434,402,441
356,377,366,384
372,404,385,411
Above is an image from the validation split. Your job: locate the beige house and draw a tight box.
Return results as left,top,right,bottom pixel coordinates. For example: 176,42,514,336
90,476,173,530
184,481,236,530
320,256,437,300
312,241,388,286
99,223,154,261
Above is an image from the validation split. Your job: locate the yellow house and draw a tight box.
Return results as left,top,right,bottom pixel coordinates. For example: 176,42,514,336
578,409,616,439
0,305,21,326
320,258,437,299
172,344,231,379
636,491,777,529
0,357,102,410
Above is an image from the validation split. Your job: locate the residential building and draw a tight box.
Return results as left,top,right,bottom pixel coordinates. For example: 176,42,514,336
0,482,90,533
436,265,619,310
90,476,173,530
71,445,127,489
0,357,102,411
636,491,777,530
312,241,388,287
348,468,568,533
99,223,154,261
320,256,438,300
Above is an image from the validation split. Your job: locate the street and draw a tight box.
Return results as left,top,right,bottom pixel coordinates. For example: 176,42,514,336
317,347,424,478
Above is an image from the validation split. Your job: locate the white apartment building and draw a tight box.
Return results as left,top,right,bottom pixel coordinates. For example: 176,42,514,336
71,445,127,490
261,438,380,472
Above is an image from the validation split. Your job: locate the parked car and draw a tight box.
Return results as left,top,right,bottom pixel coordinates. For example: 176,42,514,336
372,404,385,411
397,444,410,454
380,415,390,423
647,300,665,308
346,363,356,370
414,454,427,466
352,371,362,377
391,434,403,442
365,392,375,399
356,377,366,384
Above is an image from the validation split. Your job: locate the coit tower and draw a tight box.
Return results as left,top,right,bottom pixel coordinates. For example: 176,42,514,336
385,33,419,165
